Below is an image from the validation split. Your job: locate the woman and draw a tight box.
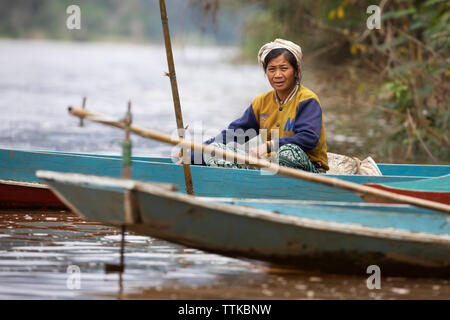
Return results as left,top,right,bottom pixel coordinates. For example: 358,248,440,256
190,38,329,173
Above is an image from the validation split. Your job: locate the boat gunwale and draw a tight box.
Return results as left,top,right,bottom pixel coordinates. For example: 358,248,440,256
0,179,49,189
197,197,448,216
366,174,450,193
3,148,449,179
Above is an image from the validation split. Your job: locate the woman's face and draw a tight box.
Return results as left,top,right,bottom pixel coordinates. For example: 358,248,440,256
265,54,296,94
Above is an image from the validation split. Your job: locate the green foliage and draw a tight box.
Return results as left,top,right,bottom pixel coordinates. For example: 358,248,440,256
374,0,450,163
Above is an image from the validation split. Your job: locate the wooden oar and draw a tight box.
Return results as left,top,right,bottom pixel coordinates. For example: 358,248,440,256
67,106,450,214
158,0,194,195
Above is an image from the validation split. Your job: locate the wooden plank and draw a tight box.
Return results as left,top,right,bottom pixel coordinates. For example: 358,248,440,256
3,149,449,174
124,190,143,224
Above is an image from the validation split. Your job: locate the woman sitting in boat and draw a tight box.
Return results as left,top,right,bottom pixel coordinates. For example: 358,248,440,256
189,38,329,173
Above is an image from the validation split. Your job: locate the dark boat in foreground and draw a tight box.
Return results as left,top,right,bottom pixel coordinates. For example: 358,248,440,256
37,170,450,276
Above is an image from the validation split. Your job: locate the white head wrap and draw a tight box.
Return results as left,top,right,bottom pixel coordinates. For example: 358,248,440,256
257,38,303,79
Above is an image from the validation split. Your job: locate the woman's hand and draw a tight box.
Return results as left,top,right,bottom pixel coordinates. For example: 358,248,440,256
171,150,183,165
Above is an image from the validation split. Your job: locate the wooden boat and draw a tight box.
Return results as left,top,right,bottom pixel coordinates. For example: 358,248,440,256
2,148,450,209
0,148,170,209
363,175,450,205
36,170,450,276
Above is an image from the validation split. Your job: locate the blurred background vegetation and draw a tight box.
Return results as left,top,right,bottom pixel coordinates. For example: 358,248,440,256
0,0,246,44
0,0,448,163
229,0,450,163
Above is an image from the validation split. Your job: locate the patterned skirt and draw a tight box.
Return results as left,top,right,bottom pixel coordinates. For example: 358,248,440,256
204,143,319,173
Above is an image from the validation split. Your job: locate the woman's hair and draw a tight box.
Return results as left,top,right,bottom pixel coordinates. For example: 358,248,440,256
262,48,301,83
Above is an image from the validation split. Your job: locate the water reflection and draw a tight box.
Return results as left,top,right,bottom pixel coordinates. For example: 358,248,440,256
0,210,265,299
0,39,271,156
0,210,448,300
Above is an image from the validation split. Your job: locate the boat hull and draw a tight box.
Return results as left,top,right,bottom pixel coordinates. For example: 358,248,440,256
364,175,450,205
362,186,450,205
39,171,450,277
0,180,65,209
2,148,450,209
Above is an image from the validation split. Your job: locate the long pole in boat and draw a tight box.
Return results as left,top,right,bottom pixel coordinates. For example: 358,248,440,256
158,0,195,195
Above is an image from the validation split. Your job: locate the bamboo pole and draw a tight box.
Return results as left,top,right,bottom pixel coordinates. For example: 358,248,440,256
158,0,194,195
67,106,450,214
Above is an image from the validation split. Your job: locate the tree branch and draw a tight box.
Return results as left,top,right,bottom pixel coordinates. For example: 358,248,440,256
406,109,438,163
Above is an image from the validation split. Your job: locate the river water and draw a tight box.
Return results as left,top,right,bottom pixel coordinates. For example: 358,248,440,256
0,39,448,300
0,39,271,156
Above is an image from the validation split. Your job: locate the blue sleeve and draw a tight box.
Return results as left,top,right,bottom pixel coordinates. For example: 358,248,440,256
217,105,259,145
278,98,322,151
191,105,259,165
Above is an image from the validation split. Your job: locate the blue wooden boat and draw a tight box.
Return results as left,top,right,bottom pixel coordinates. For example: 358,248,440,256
1,148,450,209
36,170,450,276
363,175,450,205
